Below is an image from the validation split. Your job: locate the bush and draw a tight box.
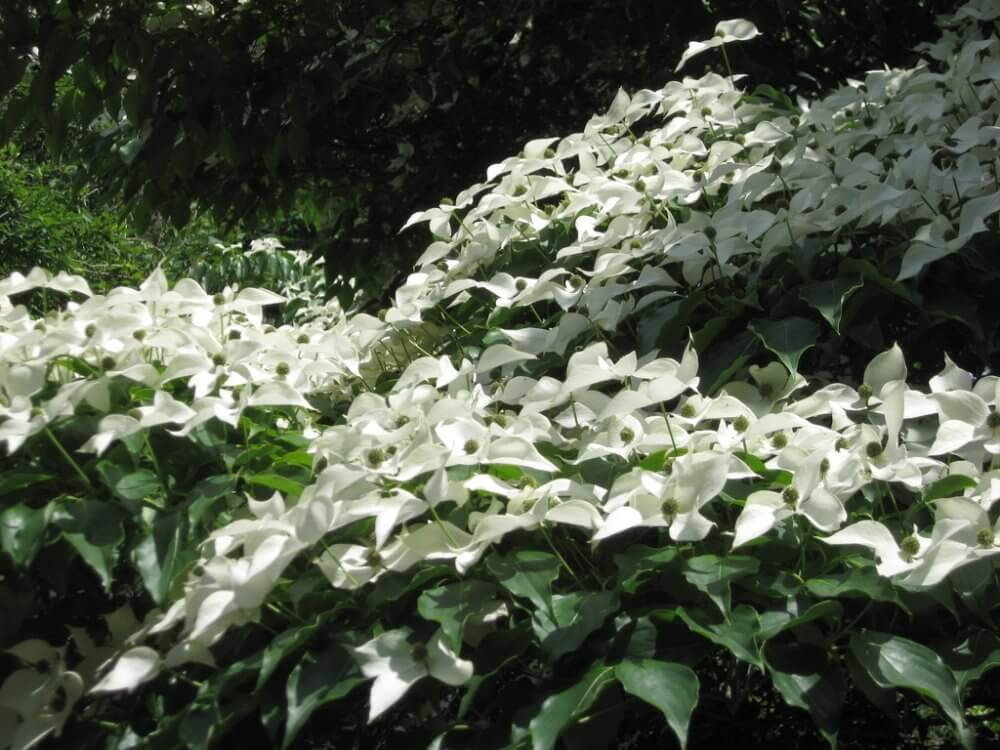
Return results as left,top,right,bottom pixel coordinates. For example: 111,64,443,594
0,145,152,298
1,2,999,749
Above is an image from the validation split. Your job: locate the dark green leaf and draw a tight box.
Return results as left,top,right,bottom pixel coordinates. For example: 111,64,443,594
682,554,759,615
922,474,978,504
418,581,499,653
849,630,971,747
765,642,844,748
132,511,193,606
615,659,699,750
535,590,619,663
674,605,763,667
528,663,616,750
283,644,363,749
487,550,560,614
750,317,821,374
0,503,48,566
798,276,863,332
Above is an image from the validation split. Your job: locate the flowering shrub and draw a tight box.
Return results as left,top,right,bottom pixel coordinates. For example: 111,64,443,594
2,2,1000,748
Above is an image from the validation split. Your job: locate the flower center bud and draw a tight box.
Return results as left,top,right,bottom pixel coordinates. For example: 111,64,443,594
987,411,1000,430
463,439,480,454
857,383,873,403
275,361,290,377
366,448,385,468
85,324,97,338
782,487,799,507
976,527,995,548
213,293,226,306
619,427,636,443
733,415,750,432
820,458,830,476
771,432,788,449
410,643,428,662
865,441,883,459
661,498,680,518
212,353,227,367
680,403,696,419
899,535,920,560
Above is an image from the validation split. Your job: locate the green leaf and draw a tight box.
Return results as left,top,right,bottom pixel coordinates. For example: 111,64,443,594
805,567,904,607
937,629,1000,693
257,616,323,691
798,276,863,333
922,474,978,504
245,472,305,498
132,511,194,606
418,580,499,653
0,470,56,496
534,590,619,663
615,659,699,750
283,644,363,749
849,630,971,747
758,600,843,641
487,550,560,614
750,317,821,374
674,605,763,667
52,496,126,589
96,462,161,502
0,503,48,566
682,554,759,616
765,642,844,748
528,663,616,750
699,330,760,395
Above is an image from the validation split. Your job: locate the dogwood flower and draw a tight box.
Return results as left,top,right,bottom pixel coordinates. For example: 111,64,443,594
351,628,473,721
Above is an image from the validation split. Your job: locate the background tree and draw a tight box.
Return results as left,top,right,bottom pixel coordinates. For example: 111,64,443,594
0,0,959,307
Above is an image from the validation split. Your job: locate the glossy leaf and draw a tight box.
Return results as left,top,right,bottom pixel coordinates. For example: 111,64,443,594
615,659,699,750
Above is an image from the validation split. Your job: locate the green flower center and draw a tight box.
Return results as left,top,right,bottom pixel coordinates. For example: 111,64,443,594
987,411,1000,430
835,437,849,451
771,432,788,449
680,403,696,419
132,329,146,342
85,324,97,338
865,441,883,459
857,383,873,402
410,643,428,662
899,535,920,560
820,458,830,476
782,487,799,507
212,353,227,367
100,356,116,371
619,427,636,443
366,448,386,468
662,498,680,518
733,415,750,432
275,361,291,377
976,527,995,548
297,333,310,344
213,293,226,306
463,439,480,454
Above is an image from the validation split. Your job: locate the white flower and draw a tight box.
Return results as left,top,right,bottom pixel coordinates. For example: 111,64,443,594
675,19,761,72
351,628,473,722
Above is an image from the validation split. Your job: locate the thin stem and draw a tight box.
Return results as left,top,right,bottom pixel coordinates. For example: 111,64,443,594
44,428,92,488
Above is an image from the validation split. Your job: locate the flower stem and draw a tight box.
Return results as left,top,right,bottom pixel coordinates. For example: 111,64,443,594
44,428,92,488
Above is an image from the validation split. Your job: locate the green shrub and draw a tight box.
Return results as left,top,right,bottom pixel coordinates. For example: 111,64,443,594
1,3,999,750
